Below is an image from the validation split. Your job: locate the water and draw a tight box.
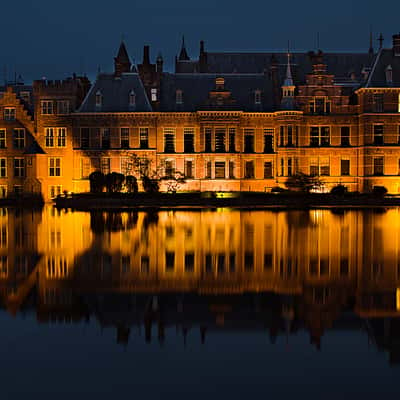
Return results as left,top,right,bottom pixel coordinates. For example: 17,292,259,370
1,206,400,399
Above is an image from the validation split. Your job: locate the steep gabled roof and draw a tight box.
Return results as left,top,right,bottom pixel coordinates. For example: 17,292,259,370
78,73,152,112
365,49,400,87
160,73,274,112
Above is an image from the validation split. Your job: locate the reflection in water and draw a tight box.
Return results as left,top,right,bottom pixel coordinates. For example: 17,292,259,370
1,207,400,363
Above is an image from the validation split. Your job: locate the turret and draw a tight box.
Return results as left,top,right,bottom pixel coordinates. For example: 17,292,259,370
281,52,296,110
114,41,131,76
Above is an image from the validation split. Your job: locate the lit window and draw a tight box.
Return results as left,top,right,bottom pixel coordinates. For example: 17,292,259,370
49,157,61,177
101,158,110,175
13,129,25,149
41,101,53,115
215,77,225,90
57,100,69,114
139,128,149,149
215,161,226,179
0,130,6,148
4,108,16,121
95,91,102,107
49,186,62,199
151,88,157,102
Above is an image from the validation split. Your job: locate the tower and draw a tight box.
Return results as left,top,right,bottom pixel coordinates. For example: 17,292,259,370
281,51,296,110
114,41,132,76
178,36,190,61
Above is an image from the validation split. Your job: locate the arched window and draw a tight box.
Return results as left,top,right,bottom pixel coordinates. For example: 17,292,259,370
95,90,102,107
129,90,136,107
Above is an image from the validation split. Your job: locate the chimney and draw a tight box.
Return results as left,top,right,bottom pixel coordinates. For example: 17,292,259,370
393,33,400,56
143,45,150,65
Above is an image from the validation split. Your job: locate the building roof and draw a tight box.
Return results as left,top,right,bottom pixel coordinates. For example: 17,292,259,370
78,73,152,112
366,49,400,87
160,73,274,112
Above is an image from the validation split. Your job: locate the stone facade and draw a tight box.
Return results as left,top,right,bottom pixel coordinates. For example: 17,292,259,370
1,36,400,200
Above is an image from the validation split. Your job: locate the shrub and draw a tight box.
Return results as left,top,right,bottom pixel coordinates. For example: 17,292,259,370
105,172,125,193
142,175,160,193
372,186,388,196
330,184,348,196
125,175,138,193
285,173,322,193
89,171,105,193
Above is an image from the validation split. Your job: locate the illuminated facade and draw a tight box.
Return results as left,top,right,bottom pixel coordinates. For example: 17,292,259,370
1,34,400,200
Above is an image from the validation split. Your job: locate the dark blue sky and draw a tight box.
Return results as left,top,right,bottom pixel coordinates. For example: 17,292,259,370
3,0,400,82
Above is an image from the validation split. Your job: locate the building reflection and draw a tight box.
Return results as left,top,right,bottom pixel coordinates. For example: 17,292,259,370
1,207,400,362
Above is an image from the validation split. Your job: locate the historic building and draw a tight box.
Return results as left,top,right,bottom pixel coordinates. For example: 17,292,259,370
1,34,400,200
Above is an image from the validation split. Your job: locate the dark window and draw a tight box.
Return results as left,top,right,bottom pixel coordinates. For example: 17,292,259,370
206,161,212,178
373,157,384,176
373,93,384,112
244,135,254,153
215,161,225,179
244,252,254,271
341,127,350,146
280,126,285,146
340,258,349,276
341,159,350,176
264,253,273,270
320,127,330,146
229,128,236,152
310,126,330,147
165,160,174,177
101,128,110,149
245,161,254,179
141,256,150,274
287,158,292,176
140,128,149,149
373,125,384,145
164,134,175,153
184,134,194,153
215,128,225,152
264,161,273,178
185,253,195,272
205,128,212,152
229,161,235,179
185,160,193,178
310,127,319,147
121,128,129,148
80,128,89,148
165,252,175,271
287,126,293,146
264,135,273,153
205,254,213,273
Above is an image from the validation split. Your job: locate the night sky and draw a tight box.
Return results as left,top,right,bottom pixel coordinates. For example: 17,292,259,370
3,0,400,82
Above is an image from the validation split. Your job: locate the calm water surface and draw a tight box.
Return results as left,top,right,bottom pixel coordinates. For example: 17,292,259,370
1,206,400,399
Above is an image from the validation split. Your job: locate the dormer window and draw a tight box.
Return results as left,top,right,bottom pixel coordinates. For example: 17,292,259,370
385,65,393,85
176,89,183,105
151,88,157,102
254,90,261,105
129,90,136,107
95,90,102,107
215,77,225,90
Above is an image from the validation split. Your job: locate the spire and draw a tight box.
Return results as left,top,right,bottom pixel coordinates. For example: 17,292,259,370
178,36,190,61
283,48,294,87
369,26,374,55
281,44,296,110
114,41,131,76
378,33,384,50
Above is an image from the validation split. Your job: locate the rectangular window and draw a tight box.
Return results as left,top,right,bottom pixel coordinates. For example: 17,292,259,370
80,158,91,179
245,161,255,179
373,93,384,113
165,252,175,271
80,128,89,149
244,129,254,153
215,128,226,153
49,157,61,177
120,128,130,149
341,127,350,146
229,128,236,152
185,160,193,178
373,157,384,176
287,126,293,146
320,158,330,176
151,88,157,102
206,161,212,178
264,128,274,153
13,158,25,177
139,127,149,149
264,161,273,178
310,126,330,147
57,100,69,114
41,101,53,115
280,158,284,176
310,158,318,176
13,129,25,149
0,130,6,148
176,90,183,105
280,126,285,146
57,128,66,147
165,160,174,177
184,128,195,152
184,253,195,272
341,159,350,176
310,97,330,115
49,185,62,199
229,161,235,178
0,186,7,198
215,161,225,179
101,128,110,149
141,256,150,274
287,158,293,176
101,158,110,175
45,128,54,147
4,108,16,121
205,128,212,152
0,158,6,177
164,128,175,153
373,124,384,145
